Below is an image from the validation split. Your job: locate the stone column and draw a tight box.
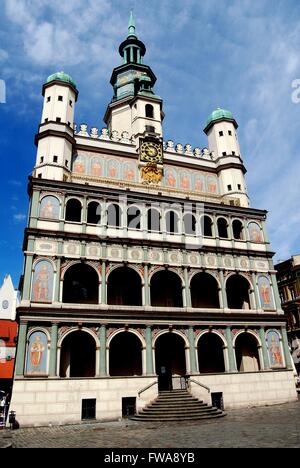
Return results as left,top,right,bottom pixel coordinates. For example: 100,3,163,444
82,197,87,234
259,327,270,370
251,272,260,310
15,322,28,376
49,323,59,376
188,327,197,373
22,254,34,301
219,271,228,308
184,267,192,307
98,325,107,376
281,326,293,369
145,326,154,375
54,258,61,302
101,261,107,304
143,264,150,306
29,189,40,228
224,327,237,372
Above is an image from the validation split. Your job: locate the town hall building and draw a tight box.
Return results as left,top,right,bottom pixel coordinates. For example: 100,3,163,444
10,14,297,426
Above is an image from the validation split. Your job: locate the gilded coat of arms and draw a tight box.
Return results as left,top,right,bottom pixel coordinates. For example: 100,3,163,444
141,163,163,185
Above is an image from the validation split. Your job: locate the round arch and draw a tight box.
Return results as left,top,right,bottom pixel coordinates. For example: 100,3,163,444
226,273,252,309
59,330,97,377
62,263,99,304
109,331,143,376
234,331,261,372
190,271,220,308
107,266,142,306
58,327,99,348
150,269,183,307
197,331,226,373
107,328,146,349
154,331,187,390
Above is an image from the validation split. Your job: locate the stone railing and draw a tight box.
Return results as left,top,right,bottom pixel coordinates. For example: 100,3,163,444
74,124,134,144
74,124,215,159
163,140,215,160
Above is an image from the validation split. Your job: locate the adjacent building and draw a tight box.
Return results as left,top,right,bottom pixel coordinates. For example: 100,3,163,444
10,14,297,426
275,255,300,375
0,275,18,394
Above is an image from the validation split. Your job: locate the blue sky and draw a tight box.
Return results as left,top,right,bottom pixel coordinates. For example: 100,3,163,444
1,0,300,287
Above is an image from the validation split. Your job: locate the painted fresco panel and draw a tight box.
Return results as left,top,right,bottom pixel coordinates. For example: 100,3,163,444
248,222,263,242
73,155,86,174
193,173,205,192
206,175,219,194
266,331,284,368
90,157,103,177
31,260,54,303
179,170,192,190
107,159,121,179
39,196,60,220
258,275,274,309
26,331,48,375
164,168,177,188
123,161,137,182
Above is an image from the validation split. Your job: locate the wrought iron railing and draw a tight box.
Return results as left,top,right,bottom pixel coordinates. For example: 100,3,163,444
138,380,158,397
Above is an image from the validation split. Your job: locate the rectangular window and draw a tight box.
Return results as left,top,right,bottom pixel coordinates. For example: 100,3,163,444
45,118,48,123
47,96,51,102
53,156,58,163
37,173,42,178
69,100,73,107
211,392,224,411
227,184,232,191
237,184,241,190
58,96,63,101
122,397,136,417
232,151,236,155
65,160,69,167
81,399,96,420
228,130,232,136
219,131,224,136
222,152,226,156
40,157,44,164
56,117,61,123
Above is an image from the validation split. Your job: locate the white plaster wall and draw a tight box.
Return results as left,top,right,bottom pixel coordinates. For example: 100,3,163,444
10,370,297,427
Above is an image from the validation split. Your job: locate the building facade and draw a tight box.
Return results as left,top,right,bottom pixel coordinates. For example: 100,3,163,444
10,15,297,426
275,255,300,375
0,275,18,395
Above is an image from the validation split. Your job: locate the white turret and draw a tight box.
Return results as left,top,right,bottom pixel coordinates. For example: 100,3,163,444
34,72,78,181
204,108,249,207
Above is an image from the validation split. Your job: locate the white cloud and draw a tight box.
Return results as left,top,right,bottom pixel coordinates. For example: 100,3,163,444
13,213,26,222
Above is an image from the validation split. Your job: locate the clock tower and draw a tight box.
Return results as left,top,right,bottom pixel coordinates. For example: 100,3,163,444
104,12,164,139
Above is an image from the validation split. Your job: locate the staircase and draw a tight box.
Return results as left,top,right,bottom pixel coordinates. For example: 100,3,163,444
131,389,226,422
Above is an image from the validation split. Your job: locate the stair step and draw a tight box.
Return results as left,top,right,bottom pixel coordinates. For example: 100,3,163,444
131,412,226,422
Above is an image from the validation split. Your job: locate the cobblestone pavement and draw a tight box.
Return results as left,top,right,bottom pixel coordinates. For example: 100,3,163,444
2,401,300,448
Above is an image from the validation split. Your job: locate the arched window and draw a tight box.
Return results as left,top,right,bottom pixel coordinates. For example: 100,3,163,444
65,199,82,222
203,215,213,237
235,333,260,372
151,270,183,307
217,217,228,238
109,332,142,376
107,203,122,227
232,219,244,240
63,264,99,304
183,213,196,235
107,267,142,306
127,206,141,230
197,333,225,373
145,104,154,118
191,273,220,308
226,275,251,309
60,331,96,377
166,211,179,234
148,208,160,232
87,201,101,225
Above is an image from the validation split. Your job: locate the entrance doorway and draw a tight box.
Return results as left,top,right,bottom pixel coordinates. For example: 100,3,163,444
155,333,186,391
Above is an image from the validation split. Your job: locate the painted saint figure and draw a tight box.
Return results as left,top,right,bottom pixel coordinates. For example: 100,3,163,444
30,336,45,370
33,264,50,301
267,332,283,367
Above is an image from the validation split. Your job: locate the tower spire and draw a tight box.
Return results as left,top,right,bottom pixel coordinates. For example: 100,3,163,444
128,10,137,38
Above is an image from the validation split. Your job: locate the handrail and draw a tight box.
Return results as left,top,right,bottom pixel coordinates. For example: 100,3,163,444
189,378,210,393
138,380,158,397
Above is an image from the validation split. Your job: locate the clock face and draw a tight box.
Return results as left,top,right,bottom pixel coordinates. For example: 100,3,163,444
140,141,163,163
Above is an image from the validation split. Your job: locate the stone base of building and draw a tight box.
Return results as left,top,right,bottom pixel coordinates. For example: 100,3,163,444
9,370,297,427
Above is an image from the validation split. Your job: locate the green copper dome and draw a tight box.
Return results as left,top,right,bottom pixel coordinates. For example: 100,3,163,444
206,108,233,126
46,71,77,89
